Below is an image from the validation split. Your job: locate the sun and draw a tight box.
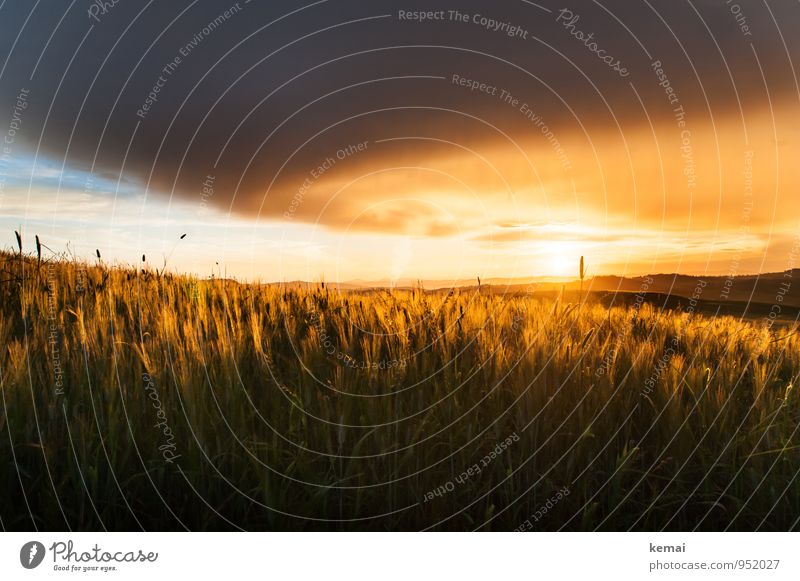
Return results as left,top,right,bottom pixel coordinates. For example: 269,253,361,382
546,253,574,277
535,241,581,278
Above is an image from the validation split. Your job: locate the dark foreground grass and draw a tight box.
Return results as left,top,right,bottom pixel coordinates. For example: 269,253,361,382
1,250,799,531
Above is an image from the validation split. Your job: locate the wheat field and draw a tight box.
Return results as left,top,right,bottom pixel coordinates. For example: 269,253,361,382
1,247,799,531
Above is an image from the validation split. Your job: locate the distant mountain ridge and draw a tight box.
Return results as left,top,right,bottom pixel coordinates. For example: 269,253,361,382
312,270,800,308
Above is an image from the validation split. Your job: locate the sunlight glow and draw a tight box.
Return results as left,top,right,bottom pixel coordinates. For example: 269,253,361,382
532,240,582,278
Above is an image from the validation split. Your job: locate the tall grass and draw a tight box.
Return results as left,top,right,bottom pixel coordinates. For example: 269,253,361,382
0,248,799,531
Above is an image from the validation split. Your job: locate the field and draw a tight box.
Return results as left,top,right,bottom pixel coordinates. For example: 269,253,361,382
1,248,799,531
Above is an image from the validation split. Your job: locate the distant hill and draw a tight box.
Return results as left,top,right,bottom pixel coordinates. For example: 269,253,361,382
264,271,800,323
567,271,800,309
320,270,799,306
286,270,799,324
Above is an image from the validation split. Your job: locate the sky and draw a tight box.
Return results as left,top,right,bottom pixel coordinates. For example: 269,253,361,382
1,0,799,283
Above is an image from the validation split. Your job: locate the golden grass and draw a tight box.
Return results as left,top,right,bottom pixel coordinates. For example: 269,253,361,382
1,249,799,530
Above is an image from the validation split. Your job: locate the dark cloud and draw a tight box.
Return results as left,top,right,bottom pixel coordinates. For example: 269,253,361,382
1,0,798,233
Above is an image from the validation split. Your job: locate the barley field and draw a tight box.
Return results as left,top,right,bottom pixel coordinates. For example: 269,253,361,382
1,248,799,531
